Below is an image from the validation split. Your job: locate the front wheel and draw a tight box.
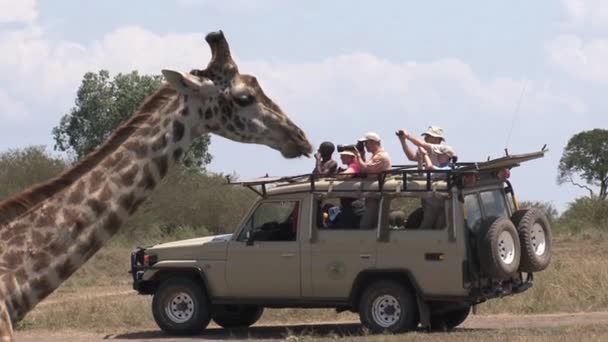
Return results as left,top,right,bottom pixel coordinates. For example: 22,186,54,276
152,277,210,335
212,305,264,329
358,280,418,333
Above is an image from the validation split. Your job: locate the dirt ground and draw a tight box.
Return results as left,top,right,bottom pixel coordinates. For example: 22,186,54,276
14,311,608,341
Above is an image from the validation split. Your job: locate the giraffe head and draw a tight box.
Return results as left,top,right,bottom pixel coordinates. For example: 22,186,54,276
162,31,312,158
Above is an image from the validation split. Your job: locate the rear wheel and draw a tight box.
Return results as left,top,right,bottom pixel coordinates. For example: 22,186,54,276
358,280,418,333
152,277,210,335
212,305,264,329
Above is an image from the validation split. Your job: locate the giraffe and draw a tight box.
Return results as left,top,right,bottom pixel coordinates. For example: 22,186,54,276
0,31,312,341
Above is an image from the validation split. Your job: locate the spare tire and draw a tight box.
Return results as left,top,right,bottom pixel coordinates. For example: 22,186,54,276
477,217,521,279
511,209,552,272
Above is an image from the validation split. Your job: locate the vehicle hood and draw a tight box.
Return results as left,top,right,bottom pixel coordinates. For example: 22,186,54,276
146,234,232,260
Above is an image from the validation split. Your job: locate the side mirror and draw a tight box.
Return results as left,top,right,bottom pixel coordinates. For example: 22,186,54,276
246,230,255,246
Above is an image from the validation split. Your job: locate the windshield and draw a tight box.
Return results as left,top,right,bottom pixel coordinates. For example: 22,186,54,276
237,201,299,242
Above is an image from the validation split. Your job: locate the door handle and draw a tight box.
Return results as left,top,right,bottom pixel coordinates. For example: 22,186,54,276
281,253,295,258
359,254,371,260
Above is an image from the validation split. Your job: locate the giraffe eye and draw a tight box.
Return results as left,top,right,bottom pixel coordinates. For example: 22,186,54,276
233,93,256,106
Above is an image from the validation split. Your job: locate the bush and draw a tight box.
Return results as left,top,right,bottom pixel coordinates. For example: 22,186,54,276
0,146,67,199
557,197,608,233
519,201,558,222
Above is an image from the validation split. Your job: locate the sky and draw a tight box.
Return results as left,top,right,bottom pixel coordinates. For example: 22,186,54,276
1,0,607,211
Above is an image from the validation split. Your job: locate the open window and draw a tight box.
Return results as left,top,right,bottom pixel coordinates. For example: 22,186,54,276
316,196,378,230
237,200,300,242
385,196,446,230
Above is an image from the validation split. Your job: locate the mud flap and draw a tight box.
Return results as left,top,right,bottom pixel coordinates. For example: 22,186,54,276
416,295,431,329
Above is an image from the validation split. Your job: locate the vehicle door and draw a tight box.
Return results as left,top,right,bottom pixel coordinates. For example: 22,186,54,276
225,199,301,298
309,195,378,299
376,194,468,297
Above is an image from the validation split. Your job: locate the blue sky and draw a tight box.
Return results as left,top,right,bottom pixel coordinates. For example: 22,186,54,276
1,0,607,211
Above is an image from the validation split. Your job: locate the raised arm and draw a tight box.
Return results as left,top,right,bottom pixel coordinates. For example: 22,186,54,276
397,130,418,161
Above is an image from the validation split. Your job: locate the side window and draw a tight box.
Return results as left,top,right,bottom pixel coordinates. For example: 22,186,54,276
480,190,509,219
237,201,299,242
317,197,373,230
387,197,424,230
464,194,482,232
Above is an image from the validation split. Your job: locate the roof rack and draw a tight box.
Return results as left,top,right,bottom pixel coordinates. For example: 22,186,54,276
226,149,547,197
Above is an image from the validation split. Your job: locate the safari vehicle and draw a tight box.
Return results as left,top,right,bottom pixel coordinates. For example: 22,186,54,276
130,150,553,335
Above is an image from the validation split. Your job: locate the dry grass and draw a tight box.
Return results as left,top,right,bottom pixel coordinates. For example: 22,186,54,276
17,231,608,335
480,230,608,314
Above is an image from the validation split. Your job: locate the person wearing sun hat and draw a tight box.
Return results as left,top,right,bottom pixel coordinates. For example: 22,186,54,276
337,150,361,179
397,126,449,168
353,132,392,175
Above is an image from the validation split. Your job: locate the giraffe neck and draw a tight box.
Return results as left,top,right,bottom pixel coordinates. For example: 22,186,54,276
0,89,209,324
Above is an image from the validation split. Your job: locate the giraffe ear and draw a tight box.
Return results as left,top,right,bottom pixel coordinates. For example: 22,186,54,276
162,69,217,96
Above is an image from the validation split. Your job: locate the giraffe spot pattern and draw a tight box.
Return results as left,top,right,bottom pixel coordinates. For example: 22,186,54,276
153,155,168,178
172,120,185,142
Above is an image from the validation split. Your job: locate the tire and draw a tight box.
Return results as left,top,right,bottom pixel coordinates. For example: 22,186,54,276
212,305,264,329
477,217,521,279
430,306,470,331
358,280,418,333
152,277,210,335
511,209,552,272
405,208,424,229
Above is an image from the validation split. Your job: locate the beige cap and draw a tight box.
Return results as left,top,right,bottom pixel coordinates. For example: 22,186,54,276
422,126,445,141
339,151,356,157
430,144,456,157
358,132,382,143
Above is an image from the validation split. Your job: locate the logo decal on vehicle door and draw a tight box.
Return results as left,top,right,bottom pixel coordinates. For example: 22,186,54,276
326,261,346,280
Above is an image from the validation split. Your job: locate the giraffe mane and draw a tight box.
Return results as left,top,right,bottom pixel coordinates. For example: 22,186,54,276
0,84,178,227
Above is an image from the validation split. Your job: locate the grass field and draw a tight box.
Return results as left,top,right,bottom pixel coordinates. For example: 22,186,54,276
16,230,608,336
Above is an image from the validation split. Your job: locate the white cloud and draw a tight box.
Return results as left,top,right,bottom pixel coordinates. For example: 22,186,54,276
546,34,608,83
0,0,37,24
175,0,281,12
243,54,584,121
561,0,608,27
0,23,583,119
0,25,210,106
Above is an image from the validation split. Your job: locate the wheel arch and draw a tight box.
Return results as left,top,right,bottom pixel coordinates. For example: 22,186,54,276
142,267,211,297
349,269,423,311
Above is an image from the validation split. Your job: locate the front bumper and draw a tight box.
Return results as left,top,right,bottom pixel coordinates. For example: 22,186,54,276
130,247,147,292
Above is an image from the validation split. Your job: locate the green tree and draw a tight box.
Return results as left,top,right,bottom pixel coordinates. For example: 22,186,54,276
558,129,608,200
52,70,212,170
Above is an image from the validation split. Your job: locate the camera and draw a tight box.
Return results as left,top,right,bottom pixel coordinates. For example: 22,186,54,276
337,141,365,154
337,144,357,153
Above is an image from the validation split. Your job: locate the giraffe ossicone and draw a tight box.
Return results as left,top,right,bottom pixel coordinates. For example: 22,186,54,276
0,30,312,341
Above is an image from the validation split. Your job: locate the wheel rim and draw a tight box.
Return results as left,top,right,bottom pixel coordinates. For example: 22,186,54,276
371,295,401,328
165,292,195,323
497,230,516,265
531,223,547,256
